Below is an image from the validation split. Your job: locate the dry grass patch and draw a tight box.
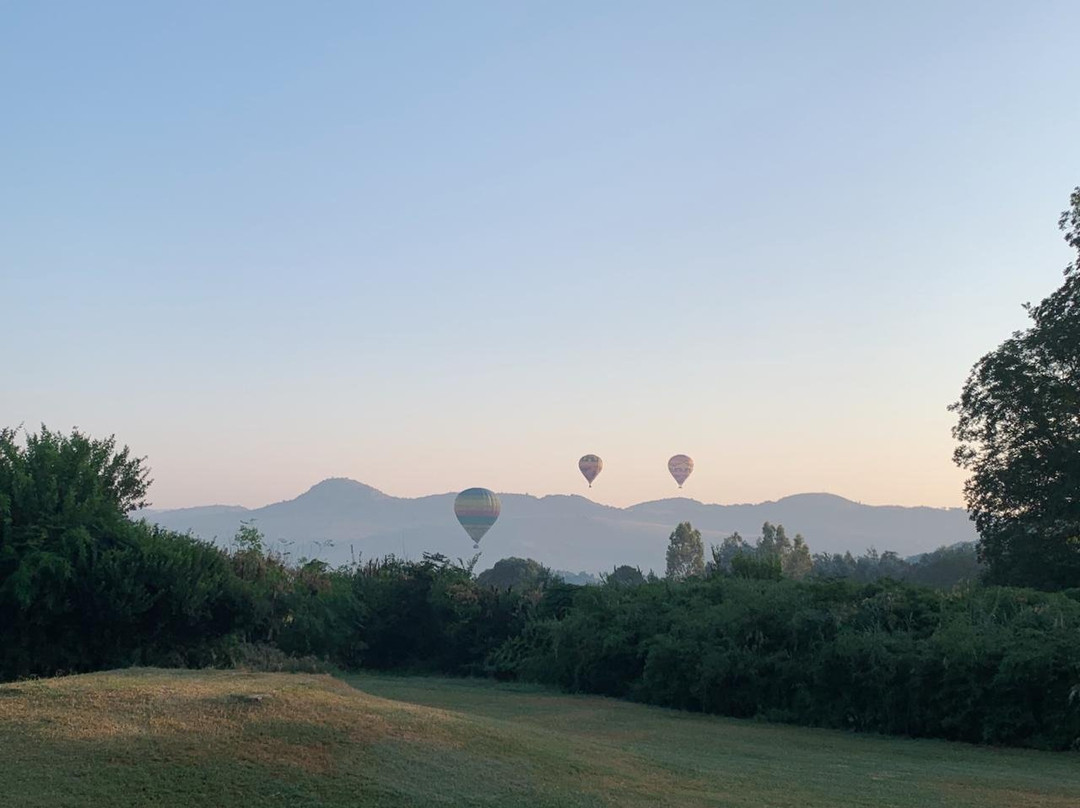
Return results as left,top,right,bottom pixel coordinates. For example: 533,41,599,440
0,669,472,775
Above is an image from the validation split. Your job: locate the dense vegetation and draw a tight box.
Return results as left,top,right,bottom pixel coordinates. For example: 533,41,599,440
498,577,1080,750
4,426,1080,751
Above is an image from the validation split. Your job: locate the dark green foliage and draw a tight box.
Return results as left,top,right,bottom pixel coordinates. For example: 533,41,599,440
604,564,646,586
810,543,982,588
500,577,1080,750
951,188,1080,590
339,553,530,674
905,543,982,587
477,557,554,592
0,427,246,679
730,551,782,580
0,427,529,681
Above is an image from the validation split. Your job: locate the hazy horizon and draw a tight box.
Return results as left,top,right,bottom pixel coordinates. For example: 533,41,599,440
145,477,972,514
5,2,1080,511
143,476,978,572
142,474,969,513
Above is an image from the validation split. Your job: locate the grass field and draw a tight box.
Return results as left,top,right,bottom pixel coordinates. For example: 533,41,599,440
0,669,1077,807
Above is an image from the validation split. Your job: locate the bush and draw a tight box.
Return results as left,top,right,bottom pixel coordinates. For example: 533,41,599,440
497,577,1080,750
223,642,332,674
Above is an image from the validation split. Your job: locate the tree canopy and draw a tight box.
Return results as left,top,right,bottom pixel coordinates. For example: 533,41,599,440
605,564,646,586
665,522,705,580
951,187,1080,590
476,557,553,592
0,425,152,609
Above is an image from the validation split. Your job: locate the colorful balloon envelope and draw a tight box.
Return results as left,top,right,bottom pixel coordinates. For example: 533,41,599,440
454,487,501,547
668,455,694,488
578,454,603,488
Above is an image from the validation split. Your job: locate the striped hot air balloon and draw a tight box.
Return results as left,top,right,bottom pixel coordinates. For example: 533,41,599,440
668,455,694,488
454,488,501,548
578,454,603,488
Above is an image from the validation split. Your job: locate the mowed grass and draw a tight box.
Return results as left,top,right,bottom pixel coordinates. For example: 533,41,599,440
0,670,1074,808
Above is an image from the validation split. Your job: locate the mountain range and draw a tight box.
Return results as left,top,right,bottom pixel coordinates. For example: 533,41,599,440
138,479,978,574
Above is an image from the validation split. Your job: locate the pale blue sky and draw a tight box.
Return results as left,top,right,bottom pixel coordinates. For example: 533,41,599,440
3,1,1078,509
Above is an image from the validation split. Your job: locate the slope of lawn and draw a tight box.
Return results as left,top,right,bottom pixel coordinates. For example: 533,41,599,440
0,668,1075,808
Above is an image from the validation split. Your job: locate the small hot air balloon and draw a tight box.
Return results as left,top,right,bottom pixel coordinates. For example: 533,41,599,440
454,488,501,548
578,454,603,488
668,454,694,488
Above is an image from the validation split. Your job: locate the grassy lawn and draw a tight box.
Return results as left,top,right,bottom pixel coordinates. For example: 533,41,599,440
0,669,1075,807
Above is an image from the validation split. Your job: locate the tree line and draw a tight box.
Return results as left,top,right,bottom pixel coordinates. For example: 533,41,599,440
3,425,1079,750
470,526,981,592
654,521,981,587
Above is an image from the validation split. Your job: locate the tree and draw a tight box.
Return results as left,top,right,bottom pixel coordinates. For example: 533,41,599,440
708,531,749,575
951,187,1080,590
709,525,813,579
757,522,791,557
730,550,782,580
476,557,553,591
0,424,151,519
665,522,704,580
783,533,813,580
0,425,152,610
605,564,645,587
906,543,982,588
0,426,246,679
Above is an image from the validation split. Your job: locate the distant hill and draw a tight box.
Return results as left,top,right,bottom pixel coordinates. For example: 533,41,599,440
138,478,977,573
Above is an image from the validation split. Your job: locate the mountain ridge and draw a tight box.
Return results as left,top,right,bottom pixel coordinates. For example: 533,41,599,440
138,478,977,573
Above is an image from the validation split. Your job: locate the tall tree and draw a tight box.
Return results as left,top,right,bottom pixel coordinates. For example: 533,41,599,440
951,187,1080,589
782,533,813,579
665,522,705,580
758,522,791,557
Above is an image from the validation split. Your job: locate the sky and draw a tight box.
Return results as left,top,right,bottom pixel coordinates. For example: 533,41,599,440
3,1,1079,510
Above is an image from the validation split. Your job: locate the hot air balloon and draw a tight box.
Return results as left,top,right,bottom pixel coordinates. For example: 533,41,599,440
668,454,694,488
578,454,603,488
454,488,501,548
